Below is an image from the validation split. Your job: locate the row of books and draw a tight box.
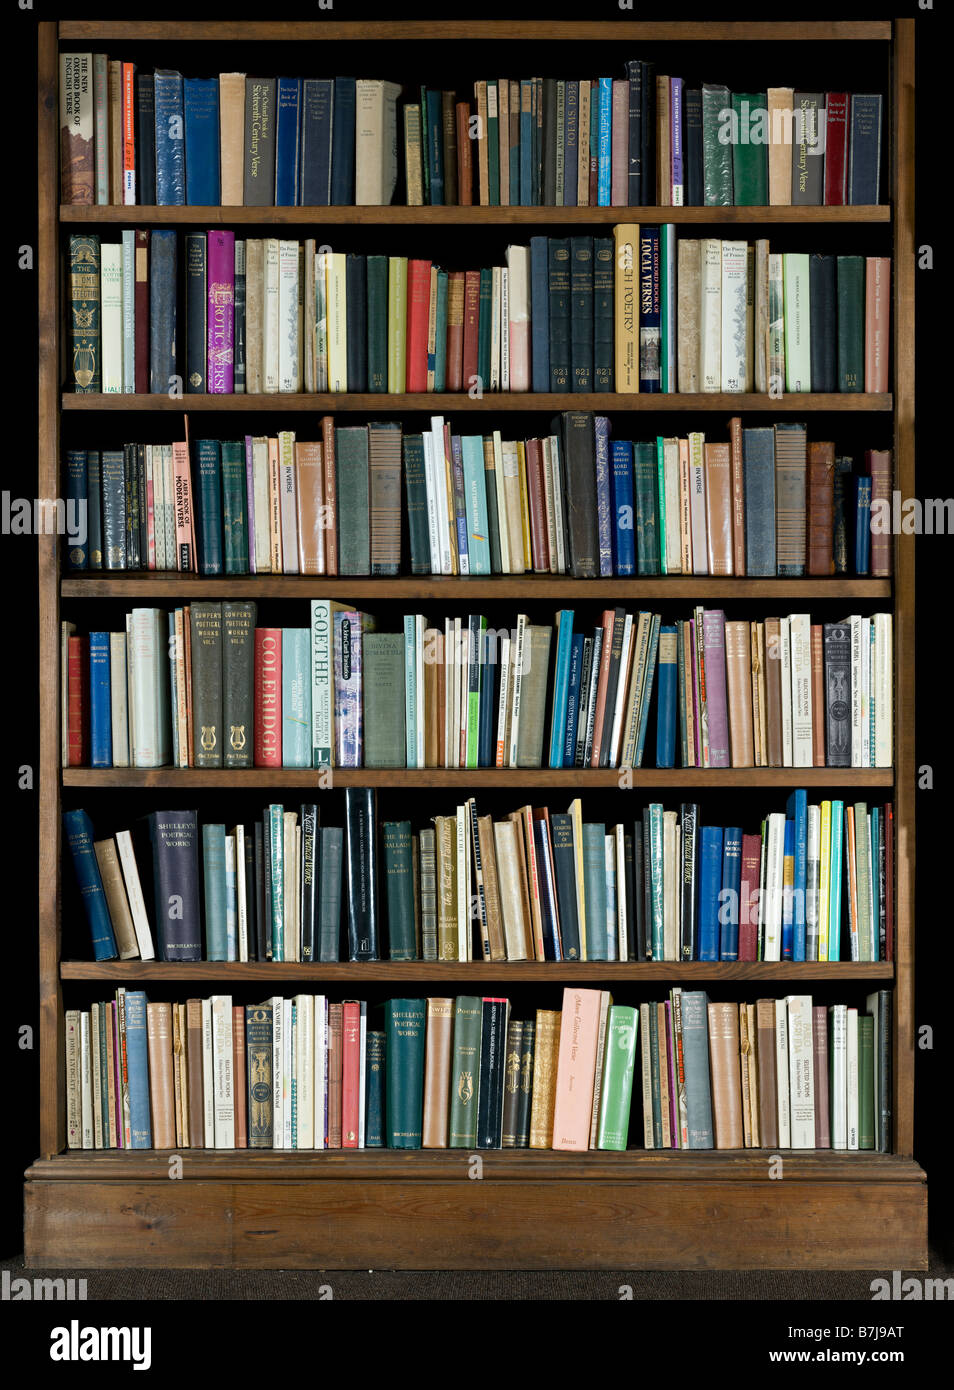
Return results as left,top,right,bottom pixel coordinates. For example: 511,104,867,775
66,229,892,397
64,987,892,1154
64,417,893,580
61,602,894,774
64,790,894,965
60,55,884,208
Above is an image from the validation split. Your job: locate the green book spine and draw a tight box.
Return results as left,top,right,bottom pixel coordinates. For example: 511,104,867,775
269,803,284,962
365,1029,386,1146
385,998,426,1148
477,267,493,388
221,440,248,573
858,1013,875,1149
434,269,449,391
362,632,406,769
70,233,101,392
633,441,660,576
448,995,483,1147
335,425,370,575
466,615,485,770
202,823,227,960
649,802,664,959
655,436,667,570
384,821,416,960
701,84,733,205
222,600,256,769
582,823,608,960
836,255,864,393
387,257,408,392
597,1005,639,1149
366,254,388,392
783,252,811,392
730,93,768,205
487,81,500,206
419,88,431,204
190,600,223,768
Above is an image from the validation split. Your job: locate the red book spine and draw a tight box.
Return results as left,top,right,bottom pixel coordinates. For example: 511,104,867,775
122,62,136,205
885,801,894,962
253,628,282,767
867,448,893,577
524,437,549,572
321,415,337,576
461,270,481,391
134,230,150,392
231,1006,248,1148
456,102,473,206
823,92,848,206
340,999,361,1148
405,258,432,393
67,635,89,766
738,833,762,961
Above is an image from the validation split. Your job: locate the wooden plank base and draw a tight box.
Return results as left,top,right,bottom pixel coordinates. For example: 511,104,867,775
24,1154,927,1271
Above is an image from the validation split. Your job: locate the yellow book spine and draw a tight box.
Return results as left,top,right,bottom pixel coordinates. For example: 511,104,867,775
387,256,408,392
327,252,348,392
613,223,639,394
516,440,532,574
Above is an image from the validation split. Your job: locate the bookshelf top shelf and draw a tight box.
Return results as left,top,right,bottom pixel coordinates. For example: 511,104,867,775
58,206,893,227
57,20,895,44
61,393,894,414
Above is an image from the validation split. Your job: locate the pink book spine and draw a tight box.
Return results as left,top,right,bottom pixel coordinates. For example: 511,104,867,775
171,441,195,572
509,320,529,393
864,256,890,393
551,987,602,1151
254,628,282,768
610,80,628,206
690,617,702,766
245,435,256,575
812,1005,831,1147
701,609,730,769
665,1001,680,1146
739,833,762,961
207,229,235,394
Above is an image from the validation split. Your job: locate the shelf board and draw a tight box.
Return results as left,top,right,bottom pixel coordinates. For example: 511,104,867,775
59,204,892,226
60,960,893,982
62,575,893,600
61,392,893,413
26,1149,921,1184
57,21,894,43
62,767,894,789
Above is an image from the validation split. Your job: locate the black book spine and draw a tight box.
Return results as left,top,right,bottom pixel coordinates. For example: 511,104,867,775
500,1018,524,1148
318,825,344,961
823,623,851,766
222,600,256,768
809,254,836,393
189,601,223,768
680,802,699,960
625,60,642,206
123,443,140,569
86,450,103,569
641,815,653,959
624,832,637,961
549,812,581,960
345,253,368,392
185,232,207,393
475,998,508,1149
556,410,599,579
477,630,497,768
684,88,704,206
514,1019,535,1147
300,803,318,962
149,810,202,961
345,787,379,960
640,62,655,208
135,74,156,206
137,443,148,567
543,78,557,206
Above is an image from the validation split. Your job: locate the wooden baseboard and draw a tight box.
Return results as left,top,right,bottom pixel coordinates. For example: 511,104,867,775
24,1152,928,1271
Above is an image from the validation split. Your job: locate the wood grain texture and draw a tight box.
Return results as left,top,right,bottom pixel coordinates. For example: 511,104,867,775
60,205,891,226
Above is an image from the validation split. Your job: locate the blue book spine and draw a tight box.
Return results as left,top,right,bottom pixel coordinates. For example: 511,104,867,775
461,435,491,575
854,477,871,574
450,435,470,574
65,450,88,570
828,800,845,961
520,79,534,207
195,439,224,575
148,230,177,394
563,633,585,767
848,94,882,205
183,77,221,204
786,788,808,961
598,78,613,205
434,270,448,391
154,71,186,206
123,992,153,1148
548,611,575,768
564,80,579,207
300,78,334,205
425,89,444,205
582,822,608,960
89,633,112,768
282,627,311,768
720,827,743,961
610,441,635,576
655,624,678,769
203,823,227,960
696,825,724,961
331,77,356,205
781,818,795,961
634,615,661,767
594,416,612,576
742,427,776,576
275,77,302,205
681,991,714,1149
530,236,550,392
63,809,119,961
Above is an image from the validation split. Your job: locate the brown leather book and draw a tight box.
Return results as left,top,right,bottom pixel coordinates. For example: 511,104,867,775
524,438,550,573
746,1003,760,1147
327,1003,343,1147
704,443,733,576
93,838,140,959
763,617,783,767
707,1002,744,1149
456,102,473,207
728,417,746,575
477,815,507,961
219,73,246,204
186,998,205,1148
424,628,441,768
806,440,835,576
529,1009,562,1148
231,1005,248,1149
295,441,324,576
422,998,454,1148
446,271,466,391
501,1018,525,1147
810,624,826,766
867,448,893,577
656,75,671,205
440,92,458,206
173,1004,188,1147
755,998,779,1149
369,422,403,575
589,609,617,768
750,621,766,766
320,416,337,575
724,620,754,767
147,1002,176,1150
739,1003,753,1147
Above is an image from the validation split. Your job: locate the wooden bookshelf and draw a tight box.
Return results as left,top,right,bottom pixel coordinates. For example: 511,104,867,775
29,18,926,1272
